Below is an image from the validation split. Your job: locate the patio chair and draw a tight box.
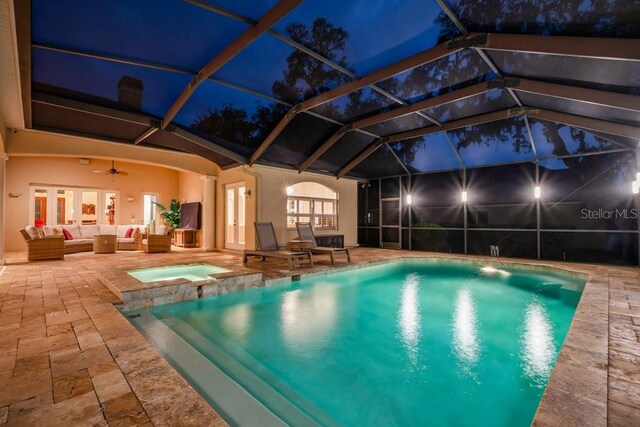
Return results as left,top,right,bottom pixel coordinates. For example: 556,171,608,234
20,228,65,261
295,222,351,264
243,222,313,269
141,227,173,253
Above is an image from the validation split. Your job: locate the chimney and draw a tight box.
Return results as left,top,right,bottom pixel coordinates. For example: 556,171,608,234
117,76,144,110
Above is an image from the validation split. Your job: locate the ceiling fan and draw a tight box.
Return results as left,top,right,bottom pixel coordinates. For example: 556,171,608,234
93,160,128,176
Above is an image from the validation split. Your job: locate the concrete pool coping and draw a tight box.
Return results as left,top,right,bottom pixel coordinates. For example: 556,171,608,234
111,253,609,425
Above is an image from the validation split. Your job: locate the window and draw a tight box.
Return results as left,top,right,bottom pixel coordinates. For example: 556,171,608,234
286,182,338,230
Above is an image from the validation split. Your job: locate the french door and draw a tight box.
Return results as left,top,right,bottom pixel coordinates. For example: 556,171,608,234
225,182,246,250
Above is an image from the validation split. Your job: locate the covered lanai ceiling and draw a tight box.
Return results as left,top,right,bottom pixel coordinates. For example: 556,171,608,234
17,0,640,179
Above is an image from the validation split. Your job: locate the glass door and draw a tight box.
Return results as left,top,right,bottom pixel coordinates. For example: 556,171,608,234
225,182,246,250
56,189,75,225
33,188,48,227
81,191,98,225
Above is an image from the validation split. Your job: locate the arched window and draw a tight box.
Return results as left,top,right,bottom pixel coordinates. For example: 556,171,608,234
286,182,338,230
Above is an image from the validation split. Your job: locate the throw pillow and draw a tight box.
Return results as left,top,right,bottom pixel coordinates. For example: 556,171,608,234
62,228,73,240
36,227,46,239
25,226,40,239
124,228,134,238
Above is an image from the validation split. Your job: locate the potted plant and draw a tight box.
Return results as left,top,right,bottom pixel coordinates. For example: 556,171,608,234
153,199,181,228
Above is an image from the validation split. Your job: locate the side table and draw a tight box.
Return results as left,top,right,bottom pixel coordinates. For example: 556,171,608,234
175,228,198,248
289,239,312,252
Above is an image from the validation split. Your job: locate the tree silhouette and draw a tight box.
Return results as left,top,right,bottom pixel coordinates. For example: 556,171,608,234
189,4,629,170
443,0,639,38
273,18,350,103
390,1,626,171
191,18,351,152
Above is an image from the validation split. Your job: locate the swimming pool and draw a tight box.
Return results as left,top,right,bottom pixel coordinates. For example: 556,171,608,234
129,259,585,426
127,263,229,283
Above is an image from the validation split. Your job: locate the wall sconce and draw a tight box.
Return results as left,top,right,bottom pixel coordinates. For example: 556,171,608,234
286,186,293,196
406,194,412,205
8,192,23,198
244,189,252,199
461,190,468,203
633,181,639,195
126,197,135,202
534,186,541,199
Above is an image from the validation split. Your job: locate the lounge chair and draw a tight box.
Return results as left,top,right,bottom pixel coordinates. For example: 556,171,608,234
243,222,313,269
295,222,351,264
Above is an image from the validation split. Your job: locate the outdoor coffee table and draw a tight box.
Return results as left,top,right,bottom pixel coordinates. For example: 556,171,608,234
93,234,117,254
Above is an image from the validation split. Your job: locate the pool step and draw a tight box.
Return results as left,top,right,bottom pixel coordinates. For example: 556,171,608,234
130,311,339,427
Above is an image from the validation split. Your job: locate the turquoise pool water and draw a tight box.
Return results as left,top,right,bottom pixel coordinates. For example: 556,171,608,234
134,260,585,426
127,264,229,283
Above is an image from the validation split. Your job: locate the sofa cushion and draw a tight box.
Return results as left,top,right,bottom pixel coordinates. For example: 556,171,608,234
64,225,82,239
62,229,73,240
118,237,135,243
43,225,62,236
99,225,117,235
25,226,40,240
115,226,130,238
64,239,82,246
80,225,100,238
157,225,174,236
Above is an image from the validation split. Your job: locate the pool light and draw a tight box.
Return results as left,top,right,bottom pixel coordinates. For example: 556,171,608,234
481,266,498,274
534,186,541,199
461,190,468,203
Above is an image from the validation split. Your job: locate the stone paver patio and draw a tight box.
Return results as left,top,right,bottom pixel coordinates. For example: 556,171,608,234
0,248,639,426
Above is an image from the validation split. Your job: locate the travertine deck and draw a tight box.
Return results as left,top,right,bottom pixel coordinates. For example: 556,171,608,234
0,248,639,426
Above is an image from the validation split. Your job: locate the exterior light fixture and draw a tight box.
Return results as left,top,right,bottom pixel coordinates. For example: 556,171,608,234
286,186,294,196
406,194,412,205
461,191,468,203
534,186,541,199
633,181,639,195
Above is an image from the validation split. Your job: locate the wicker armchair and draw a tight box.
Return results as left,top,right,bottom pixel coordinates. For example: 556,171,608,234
141,234,172,253
19,229,65,261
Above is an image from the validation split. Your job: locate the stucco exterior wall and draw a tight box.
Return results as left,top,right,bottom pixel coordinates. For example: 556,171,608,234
5,156,180,251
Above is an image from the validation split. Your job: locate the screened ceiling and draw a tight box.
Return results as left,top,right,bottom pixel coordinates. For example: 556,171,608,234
22,0,640,178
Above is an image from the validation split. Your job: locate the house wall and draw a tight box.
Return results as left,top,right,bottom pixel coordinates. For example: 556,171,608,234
5,156,180,251
216,167,257,251
178,170,205,247
215,166,358,251
253,166,358,249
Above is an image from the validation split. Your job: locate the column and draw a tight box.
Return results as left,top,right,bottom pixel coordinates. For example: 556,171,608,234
202,175,216,251
0,154,6,264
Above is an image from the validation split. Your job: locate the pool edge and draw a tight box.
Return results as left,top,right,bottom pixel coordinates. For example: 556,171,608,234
111,254,610,426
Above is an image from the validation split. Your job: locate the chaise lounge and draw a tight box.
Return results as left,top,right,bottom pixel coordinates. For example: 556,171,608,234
295,222,351,264
243,222,313,269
